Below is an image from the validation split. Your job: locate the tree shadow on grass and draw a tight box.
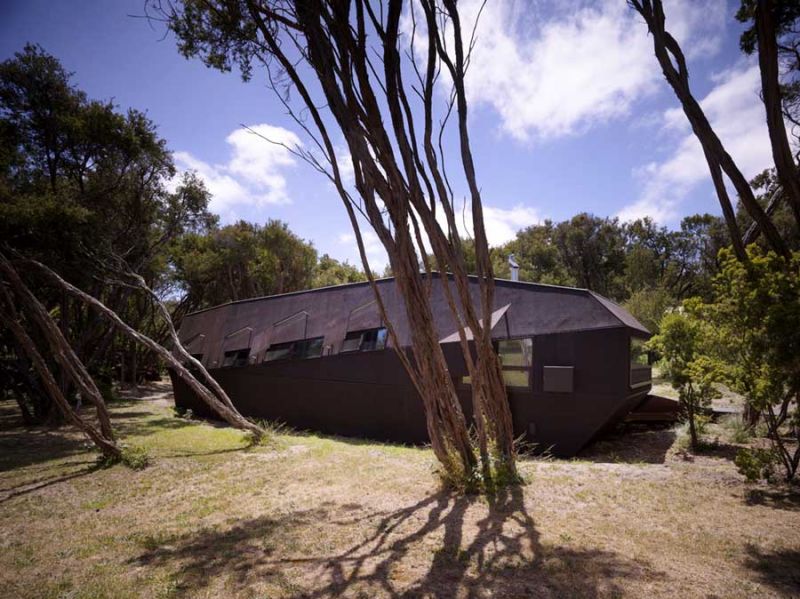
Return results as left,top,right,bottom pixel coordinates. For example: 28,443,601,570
0,399,90,471
0,460,98,504
743,544,800,596
579,424,676,464
692,441,740,462
744,487,800,512
109,414,196,440
131,486,664,598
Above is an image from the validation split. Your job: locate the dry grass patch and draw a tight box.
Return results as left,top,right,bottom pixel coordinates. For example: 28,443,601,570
1,381,799,598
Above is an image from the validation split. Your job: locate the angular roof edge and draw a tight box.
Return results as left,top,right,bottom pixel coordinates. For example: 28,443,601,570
184,272,650,335
588,291,650,335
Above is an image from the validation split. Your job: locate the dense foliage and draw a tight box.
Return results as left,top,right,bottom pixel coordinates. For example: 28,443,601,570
647,309,720,450
0,45,364,423
480,213,733,333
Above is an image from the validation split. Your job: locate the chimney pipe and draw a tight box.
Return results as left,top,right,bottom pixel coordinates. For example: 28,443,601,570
508,253,520,282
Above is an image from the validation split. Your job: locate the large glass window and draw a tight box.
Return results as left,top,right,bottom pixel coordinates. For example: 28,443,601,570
222,348,250,368
263,337,325,362
340,328,387,353
630,336,651,387
463,338,533,388
498,338,532,387
630,337,648,366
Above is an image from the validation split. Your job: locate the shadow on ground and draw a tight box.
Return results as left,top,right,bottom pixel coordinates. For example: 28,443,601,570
0,400,90,472
578,424,676,464
744,544,800,595
745,487,800,512
132,486,663,598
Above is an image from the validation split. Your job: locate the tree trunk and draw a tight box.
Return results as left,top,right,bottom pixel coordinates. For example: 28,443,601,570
631,0,789,259
0,287,120,459
687,401,698,450
23,257,265,439
755,0,800,229
0,255,116,441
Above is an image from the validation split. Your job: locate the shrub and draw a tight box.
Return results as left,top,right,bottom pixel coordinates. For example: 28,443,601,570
120,445,151,470
720,414,752,444
244,419,287,448
735,448,779,483
172,406,193,420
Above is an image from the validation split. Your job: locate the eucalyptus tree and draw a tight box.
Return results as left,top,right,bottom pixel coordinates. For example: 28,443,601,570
629,0,788,259
737,0,800,230
157,0,519,487
1,45,266,449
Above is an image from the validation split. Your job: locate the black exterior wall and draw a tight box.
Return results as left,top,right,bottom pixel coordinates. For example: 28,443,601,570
171,275,652,457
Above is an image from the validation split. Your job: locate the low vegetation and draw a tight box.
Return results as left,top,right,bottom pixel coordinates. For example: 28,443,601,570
1,382,798,599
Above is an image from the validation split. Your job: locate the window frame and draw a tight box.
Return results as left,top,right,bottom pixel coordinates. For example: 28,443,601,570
629,336,652,389
221,348,250,368
461,336,533,390
339,327,388,354
263,336,325,363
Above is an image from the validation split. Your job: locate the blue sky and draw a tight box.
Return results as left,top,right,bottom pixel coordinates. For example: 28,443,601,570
0,0,772,269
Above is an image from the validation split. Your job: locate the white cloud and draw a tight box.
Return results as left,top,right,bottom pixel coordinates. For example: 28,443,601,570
619,63,772,223
478,204,543,246
434,202,542,247
417,0,725,142
338,230,389,272
335,201,539,273
173,124,301,218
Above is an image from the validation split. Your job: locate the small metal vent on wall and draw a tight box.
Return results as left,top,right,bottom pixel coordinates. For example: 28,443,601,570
543,366,574,393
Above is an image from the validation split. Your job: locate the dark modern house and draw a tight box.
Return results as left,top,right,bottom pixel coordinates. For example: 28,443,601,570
171,274,655,456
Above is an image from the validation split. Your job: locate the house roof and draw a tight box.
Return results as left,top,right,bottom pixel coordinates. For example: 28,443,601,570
178,274,649,363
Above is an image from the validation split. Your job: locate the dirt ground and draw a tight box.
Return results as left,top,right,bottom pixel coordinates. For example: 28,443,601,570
1,381,798,599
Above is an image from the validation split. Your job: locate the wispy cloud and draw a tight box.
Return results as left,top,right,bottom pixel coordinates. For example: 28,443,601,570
475,204,542,246
618,63,772,223
413,0,725,142
337,230,389,272
173,124,302,219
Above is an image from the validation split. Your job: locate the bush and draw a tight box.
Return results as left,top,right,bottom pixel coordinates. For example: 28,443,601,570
120,445,151,470
172,405,193,420
735,448,779,483
720,414,752,444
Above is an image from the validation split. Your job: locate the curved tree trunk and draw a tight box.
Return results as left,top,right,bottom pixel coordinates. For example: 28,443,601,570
0,282,121,460
23,258,266,440
0,255,115,441
754,0,800,229
631,0,789,259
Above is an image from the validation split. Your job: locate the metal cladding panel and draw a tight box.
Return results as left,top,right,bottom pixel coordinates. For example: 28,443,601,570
181,333,206,355
346,300,382,332
542,366,574,393
222,327,252,352
172,326,651,457
178,275,649,361
589,291,650,335
269,312,308,345
173,274,652,456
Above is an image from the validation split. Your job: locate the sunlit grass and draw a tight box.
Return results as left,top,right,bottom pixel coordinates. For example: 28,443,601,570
0,382,798,599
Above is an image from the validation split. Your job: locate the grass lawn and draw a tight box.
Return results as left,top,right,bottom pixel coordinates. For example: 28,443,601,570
1,381,799,599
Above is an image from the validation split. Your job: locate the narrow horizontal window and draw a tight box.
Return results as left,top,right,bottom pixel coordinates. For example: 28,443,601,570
462,370,530,388
263,337,325,362
263,341,294,362
296,337,324,359
222,348,250,368
340,327,387,353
